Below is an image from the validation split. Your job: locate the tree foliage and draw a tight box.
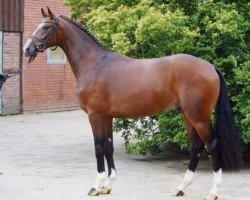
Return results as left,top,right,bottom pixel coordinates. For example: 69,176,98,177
64,0,250,154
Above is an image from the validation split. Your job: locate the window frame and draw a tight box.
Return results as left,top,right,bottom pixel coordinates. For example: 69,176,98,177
46,47,67,65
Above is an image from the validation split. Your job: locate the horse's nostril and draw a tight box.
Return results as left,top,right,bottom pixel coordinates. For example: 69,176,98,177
24,46,31,57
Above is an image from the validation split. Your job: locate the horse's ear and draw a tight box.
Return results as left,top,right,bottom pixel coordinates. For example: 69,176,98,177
41,8,47,18
47,6,56,20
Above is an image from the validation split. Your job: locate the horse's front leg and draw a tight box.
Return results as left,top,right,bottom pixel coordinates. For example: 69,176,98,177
101,135,117,194
87,114,116,196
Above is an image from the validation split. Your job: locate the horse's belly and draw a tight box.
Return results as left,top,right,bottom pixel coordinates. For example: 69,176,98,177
113,104,176,118
110,92,176,118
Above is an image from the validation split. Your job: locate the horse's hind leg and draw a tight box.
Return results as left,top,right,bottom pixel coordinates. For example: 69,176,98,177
192,122,222,200
173,114,205,196
205,132,222,200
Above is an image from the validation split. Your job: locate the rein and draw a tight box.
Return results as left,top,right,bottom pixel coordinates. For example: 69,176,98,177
0,17,61,110
0,58,33,110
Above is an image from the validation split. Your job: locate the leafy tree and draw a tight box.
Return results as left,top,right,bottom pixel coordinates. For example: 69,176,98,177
64,0,250,154
233,60,250,147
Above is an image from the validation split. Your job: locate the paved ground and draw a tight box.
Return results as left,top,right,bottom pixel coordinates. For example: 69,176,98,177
0,111,249,200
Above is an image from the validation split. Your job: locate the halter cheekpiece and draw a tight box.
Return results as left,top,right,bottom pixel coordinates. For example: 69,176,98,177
29,17,60,53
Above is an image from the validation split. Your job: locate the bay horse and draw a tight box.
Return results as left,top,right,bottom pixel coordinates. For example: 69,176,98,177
23,7,242,200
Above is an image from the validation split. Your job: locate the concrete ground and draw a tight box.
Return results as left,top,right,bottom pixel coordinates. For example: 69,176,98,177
0,110,249,200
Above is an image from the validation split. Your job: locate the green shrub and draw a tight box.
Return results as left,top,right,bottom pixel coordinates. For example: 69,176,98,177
64,0,250,154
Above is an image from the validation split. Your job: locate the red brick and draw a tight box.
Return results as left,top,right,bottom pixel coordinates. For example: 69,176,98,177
2,33,21,115
22,0,78,113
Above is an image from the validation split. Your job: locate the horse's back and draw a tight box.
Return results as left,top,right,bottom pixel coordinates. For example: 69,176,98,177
167,54,215,73
167,54,219,87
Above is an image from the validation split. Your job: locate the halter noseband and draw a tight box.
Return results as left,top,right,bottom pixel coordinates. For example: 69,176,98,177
29,17,60,53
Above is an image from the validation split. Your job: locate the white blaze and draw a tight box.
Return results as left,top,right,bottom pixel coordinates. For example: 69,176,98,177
23,38,32,53
23,23,44,53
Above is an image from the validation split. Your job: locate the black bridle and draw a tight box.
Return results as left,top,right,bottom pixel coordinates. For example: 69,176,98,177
29,17,60,54
1,17,60,80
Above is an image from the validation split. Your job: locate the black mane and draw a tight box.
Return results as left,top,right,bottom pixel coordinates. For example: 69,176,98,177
59,15,108,50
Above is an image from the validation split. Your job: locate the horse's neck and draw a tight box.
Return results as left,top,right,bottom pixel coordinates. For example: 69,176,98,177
59,20,105,78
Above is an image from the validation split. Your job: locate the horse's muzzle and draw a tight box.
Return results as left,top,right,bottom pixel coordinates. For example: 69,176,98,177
24,46,34,57
23,46,39,64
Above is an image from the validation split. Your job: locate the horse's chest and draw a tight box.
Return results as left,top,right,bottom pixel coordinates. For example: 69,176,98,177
77,84,110,113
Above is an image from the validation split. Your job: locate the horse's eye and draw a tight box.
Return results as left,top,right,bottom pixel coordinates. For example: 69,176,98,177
43,26,49,30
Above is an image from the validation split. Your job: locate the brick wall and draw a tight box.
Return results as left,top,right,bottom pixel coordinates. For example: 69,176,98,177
23,0,79,113
1,33,21,115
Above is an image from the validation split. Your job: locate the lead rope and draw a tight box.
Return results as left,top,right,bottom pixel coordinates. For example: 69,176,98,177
0,57,34,111
0,17,61,111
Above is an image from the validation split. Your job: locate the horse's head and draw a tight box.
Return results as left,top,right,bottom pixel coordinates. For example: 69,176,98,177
23,7,59,61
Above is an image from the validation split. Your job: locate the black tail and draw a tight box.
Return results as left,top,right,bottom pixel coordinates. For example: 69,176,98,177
215,69,242,171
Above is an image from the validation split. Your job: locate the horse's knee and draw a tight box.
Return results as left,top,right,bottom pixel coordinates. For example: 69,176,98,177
94,136,114,154
94,135,105,155
95,144,103,154
104,138,114,154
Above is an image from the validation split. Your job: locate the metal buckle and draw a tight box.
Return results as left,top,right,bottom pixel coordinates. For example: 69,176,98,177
37,43,45,51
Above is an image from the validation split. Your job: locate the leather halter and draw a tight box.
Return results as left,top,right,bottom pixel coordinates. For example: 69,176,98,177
29,17,60,53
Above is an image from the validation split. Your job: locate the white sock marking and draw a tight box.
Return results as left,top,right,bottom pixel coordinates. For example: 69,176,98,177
177,169,194,191
93,172,106,190
104,168,117,189
210,168,222,196
23,23,44,52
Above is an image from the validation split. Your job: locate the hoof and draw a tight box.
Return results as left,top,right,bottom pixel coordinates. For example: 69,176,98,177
100,186,111,194
172,190,185,196
205,193,218,200
88,188,99,196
